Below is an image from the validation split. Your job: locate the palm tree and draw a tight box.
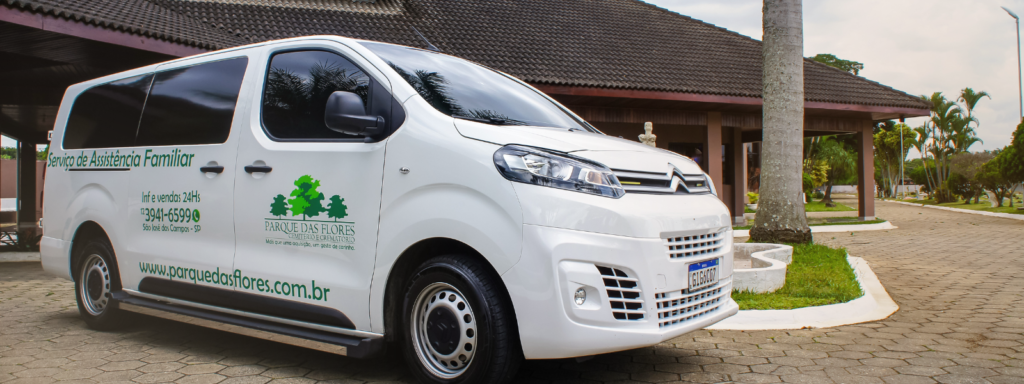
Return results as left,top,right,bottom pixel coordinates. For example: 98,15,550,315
958,88,990,124
913,124,936,193
750,0,811,244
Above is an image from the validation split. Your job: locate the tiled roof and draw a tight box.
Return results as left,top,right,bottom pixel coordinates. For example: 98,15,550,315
0,0,245,50
2,0,931,110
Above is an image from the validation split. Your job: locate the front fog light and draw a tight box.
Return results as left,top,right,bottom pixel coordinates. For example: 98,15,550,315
574,287,587,306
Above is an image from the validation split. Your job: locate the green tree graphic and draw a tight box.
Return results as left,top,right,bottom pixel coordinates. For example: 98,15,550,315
269,194,289,218
288,175,314,219
306,192,326,218
326,195,348,221
288,175,328,219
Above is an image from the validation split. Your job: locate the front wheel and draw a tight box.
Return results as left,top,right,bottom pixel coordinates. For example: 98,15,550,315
402,255,521,384
74,239,126,330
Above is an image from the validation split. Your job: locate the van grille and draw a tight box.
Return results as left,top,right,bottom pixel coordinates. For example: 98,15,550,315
612,168,711,195
654,277,730,328
596,265,645,321
664,229,726,259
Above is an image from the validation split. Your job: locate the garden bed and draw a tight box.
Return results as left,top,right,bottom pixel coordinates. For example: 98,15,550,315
731,243,863,310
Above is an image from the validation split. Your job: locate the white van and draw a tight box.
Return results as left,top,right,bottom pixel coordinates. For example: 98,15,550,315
41,36,737,383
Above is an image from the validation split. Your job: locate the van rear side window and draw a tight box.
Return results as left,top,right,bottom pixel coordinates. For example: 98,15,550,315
63,74,153,149
136,57,248,146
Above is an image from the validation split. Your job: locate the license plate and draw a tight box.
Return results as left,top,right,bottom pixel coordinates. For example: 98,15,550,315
688,258,720,290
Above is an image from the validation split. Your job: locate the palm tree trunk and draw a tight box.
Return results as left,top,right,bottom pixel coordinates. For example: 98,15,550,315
822,180,834,205
750,0,811,244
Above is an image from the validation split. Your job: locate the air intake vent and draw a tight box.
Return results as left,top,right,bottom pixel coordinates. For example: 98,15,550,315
654,277,730,328
596,265,645,321
664,229,725,259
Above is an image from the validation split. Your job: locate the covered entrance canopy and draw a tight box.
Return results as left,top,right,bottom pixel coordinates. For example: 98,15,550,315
0,0,930,232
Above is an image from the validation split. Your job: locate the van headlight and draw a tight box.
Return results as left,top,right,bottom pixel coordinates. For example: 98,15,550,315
493,145,625,198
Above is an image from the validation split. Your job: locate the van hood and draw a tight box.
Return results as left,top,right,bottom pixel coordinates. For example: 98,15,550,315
454,119,705,174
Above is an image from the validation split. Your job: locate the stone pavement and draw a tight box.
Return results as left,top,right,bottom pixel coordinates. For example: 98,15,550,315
1,200,1022,384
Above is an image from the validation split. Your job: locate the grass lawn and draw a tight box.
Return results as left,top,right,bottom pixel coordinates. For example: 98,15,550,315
907,199,1024,215
732,218,886,230
804,201,856,212
732,243,863,310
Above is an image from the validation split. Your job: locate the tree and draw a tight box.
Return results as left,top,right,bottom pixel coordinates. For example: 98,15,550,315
945,173,973,202
269,194,289,218
915,91,985,202
949,151,994,203
815,136,855,204
1000,122,1024,193
750,0,811,244
326,195,349,221
811,53,864,75
288,175,327,219
977,157,1016,207
873,122,914,198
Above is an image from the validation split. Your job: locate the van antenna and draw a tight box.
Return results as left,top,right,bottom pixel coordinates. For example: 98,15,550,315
411,27,441,52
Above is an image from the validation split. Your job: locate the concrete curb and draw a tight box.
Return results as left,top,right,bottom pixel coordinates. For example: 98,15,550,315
733,221,897,238
0,252,40,262
732,244,792,294
888,200,1024,221
708,255,898,330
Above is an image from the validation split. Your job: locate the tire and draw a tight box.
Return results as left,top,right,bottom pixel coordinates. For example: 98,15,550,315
401,255,521,384
74,238,126,330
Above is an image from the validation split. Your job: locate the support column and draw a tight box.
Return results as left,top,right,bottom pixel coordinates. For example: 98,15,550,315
17,140,38,233
857,122,875,220
706,112,723,203
731,128,746,225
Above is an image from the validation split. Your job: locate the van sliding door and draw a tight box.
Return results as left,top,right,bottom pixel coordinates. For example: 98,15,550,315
122,57,251,296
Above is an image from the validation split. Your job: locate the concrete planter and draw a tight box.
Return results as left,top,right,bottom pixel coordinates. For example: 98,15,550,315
732,243,792,293
745,204,757,211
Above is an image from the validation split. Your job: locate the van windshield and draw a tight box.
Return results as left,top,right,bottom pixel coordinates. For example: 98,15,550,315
360,42,594,131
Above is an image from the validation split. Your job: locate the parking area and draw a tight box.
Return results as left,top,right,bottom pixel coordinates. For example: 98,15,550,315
1,200,1022,383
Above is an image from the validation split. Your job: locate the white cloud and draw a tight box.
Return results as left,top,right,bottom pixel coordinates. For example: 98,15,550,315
646,0,1024,153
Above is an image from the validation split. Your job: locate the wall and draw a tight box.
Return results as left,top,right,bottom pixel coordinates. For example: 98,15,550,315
0,159,45,222
591,122,707,150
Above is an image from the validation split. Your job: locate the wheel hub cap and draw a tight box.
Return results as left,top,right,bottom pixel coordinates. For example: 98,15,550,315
79,254,111,316
412,283,478,379
426,307,461,355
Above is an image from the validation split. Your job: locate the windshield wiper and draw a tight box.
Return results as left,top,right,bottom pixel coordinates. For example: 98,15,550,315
453,114,517,126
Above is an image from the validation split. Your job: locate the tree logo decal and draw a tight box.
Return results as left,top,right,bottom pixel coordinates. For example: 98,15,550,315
269,175,348,221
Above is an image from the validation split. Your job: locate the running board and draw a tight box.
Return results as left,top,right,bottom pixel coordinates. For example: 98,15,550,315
112,292,384,358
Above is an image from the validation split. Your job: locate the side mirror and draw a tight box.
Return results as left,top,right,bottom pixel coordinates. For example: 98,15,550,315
324,91,385,136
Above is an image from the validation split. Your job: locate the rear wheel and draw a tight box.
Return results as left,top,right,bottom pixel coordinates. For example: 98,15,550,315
74,238,125,330
401,255,521,384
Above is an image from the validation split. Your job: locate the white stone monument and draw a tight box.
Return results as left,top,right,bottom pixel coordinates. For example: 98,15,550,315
638,122,657,147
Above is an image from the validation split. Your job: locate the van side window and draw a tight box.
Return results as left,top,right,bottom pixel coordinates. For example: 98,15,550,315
136,57,248,146
262,50,371,140
63,74,153,149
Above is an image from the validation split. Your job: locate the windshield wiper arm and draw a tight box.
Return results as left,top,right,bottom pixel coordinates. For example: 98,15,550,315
453,114,514,125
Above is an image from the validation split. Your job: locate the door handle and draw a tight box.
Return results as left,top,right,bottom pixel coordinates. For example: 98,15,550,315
244,165,273,174
200,165,225,174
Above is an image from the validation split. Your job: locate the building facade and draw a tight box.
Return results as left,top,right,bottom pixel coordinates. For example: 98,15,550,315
0,0,931,231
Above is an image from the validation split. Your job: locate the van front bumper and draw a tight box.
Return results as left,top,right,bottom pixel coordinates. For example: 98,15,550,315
502,224,738,359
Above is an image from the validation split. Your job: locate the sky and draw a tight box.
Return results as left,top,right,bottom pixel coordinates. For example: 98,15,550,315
645,0,1024,155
